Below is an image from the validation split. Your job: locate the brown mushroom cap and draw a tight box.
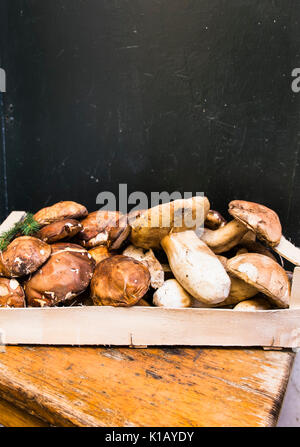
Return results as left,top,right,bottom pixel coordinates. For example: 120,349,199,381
205,210,227,230
34,201,88,226
0,236,51,278
24,243,95,307
0,278,25,307
227,253,290,308
122,245,164,289
91,255,151,307
36,219,82,243
228,200,282,247
77,211,130,249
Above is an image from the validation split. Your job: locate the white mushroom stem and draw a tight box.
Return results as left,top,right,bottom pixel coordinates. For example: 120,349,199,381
161,231,231,305
200,220,248,254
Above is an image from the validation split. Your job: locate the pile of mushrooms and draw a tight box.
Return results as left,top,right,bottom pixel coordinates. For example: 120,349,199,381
0,197,295,311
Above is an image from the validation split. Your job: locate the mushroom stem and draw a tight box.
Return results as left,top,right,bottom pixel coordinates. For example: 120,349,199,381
200,220,248,254
273,236,300,266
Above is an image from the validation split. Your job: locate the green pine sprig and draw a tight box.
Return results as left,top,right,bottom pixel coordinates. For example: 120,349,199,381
21,213,41,236
0,213,41,252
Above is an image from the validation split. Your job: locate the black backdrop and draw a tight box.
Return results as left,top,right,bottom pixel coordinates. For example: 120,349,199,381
0,1,300,241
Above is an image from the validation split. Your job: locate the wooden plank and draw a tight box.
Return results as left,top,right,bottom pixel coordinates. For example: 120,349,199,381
0,306,300,347
0,345,294,427
290,267,300,309
0,211,26,235
0,397,49,427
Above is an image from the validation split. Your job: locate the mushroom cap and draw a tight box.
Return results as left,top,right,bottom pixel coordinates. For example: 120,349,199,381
227,253,290,308
91,255,150,307
0,278,25,307
34,201,88,226
0,236,51,278
78,211,130,249
228,200,282,247
205,210,227,230
233,297,272,311
36,219,82,243
153,279,192,308
123,245,165,289
24,243,95,307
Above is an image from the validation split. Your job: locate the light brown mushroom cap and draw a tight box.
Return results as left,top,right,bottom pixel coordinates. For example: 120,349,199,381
24,243,95,307
34,201,88,226
210,255,258,307
227,253,290,308
36,219,82,243
0,236,51,278
233,297,272,311
130,196,210,249
0,278,25,307
91,255,150,307
228,200,282,247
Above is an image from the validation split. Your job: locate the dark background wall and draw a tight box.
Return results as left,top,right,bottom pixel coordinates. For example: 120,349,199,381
0,0,300,241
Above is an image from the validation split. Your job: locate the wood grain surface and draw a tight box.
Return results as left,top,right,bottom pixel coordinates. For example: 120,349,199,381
0,398,48,427
0,346,294,427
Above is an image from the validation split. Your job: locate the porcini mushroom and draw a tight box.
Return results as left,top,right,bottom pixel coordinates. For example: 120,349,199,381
88,245,114,264
0,278,25,307
204,210,227,230
77,210,130,249
227,253,290,308
228,200,300,265
228,200,281,246
129,196,210,249
200,220,248,254
233,297,272,311
161,231,231,305
34,201,88,226
0,236,51,278
153,279,192,308
216,255,258,306
91,255,150,307
24,243,95,307
36,219,82,243
122,245,164,289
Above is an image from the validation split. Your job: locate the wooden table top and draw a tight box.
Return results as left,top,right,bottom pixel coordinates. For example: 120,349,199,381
0,346,294,427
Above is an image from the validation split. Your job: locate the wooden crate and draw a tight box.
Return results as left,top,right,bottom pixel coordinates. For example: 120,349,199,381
0,212,299,348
